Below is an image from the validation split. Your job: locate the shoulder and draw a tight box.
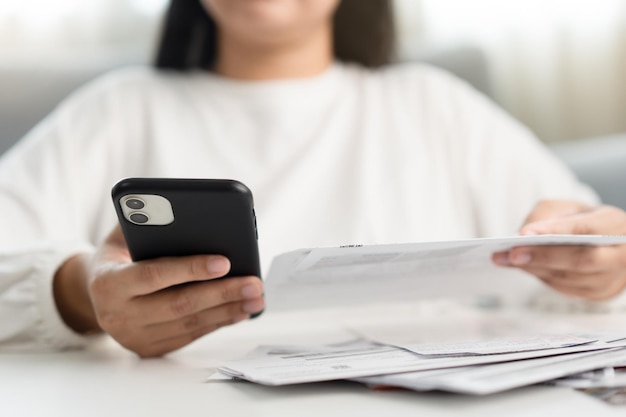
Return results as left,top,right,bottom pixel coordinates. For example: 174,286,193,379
58,66,186,111
337,61,491,113
43,66,207,141
339,61,475,93
26,66,197,154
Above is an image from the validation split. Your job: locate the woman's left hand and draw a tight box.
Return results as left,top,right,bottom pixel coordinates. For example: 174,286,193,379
492,200,626,300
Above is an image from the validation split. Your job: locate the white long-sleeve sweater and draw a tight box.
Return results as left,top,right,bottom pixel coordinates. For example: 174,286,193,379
0,62,609,350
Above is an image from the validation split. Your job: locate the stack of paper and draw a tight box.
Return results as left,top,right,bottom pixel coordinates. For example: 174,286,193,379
214,235,626,395
213,335,626,395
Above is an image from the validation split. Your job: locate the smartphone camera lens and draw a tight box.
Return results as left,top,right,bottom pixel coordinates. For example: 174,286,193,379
129,212,149,224
125,198,145,210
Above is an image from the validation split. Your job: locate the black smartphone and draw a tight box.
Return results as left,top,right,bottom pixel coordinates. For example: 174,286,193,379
111,178,261,280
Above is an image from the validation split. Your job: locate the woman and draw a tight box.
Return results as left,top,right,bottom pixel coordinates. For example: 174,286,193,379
0,0,625,357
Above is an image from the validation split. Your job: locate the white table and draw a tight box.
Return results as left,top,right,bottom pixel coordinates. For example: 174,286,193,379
1,302,623,417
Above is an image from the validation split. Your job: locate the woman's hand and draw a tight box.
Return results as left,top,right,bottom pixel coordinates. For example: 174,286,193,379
492,200,626,301
53,226,264,357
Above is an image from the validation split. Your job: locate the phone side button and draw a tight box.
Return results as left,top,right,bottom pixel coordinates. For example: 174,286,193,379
253,209,258,240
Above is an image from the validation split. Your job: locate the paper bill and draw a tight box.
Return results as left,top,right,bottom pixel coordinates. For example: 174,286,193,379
264,235,626,311
355,348,626,395
552,364,626,389
402,334,598,357
217,336,626,386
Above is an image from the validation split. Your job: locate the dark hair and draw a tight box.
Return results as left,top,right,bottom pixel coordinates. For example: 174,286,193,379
155,0,395,71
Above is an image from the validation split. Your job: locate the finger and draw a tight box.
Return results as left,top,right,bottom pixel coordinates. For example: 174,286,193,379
141,302,252,342
492,251,512,267
505,245,617,273
106,224,128,249
132,322,227,358
523,267,626,301
521,206,626,236
521,266,605,290
538,279,625,302
540,283,599,300
98,225,132,263
112,255,232,296
133,276,264,324
522,200,590,227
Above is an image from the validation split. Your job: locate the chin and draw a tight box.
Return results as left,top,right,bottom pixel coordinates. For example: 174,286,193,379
226,0,298,23
205,0,336,43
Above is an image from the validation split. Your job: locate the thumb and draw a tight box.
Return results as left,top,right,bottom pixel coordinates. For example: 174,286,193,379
522,200,590,227
99,225,132,263
521,206,623,236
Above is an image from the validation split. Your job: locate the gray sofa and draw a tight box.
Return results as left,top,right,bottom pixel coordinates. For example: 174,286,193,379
1,48,624,210
0,63,120,156
550,134,626,210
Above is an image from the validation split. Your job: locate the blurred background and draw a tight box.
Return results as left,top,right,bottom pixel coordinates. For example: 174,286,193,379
0,0,625,206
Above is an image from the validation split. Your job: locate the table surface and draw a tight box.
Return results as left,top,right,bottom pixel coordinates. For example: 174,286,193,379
1,301,624,417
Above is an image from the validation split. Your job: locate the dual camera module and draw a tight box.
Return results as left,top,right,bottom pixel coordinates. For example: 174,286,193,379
120,194,175,226
125,198,149,224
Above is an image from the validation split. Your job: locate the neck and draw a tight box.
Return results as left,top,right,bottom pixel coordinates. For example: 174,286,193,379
213,26,334,80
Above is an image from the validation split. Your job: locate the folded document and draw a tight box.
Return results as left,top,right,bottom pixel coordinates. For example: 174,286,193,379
214,335,626,395
264,235,626,310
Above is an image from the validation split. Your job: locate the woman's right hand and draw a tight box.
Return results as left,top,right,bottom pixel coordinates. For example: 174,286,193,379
53,226,265,357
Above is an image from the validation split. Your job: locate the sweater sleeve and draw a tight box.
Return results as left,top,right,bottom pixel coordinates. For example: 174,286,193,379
429,67,626,312
444,73,599,236
0,244,97,351
0,115,97,349
0,70,148,350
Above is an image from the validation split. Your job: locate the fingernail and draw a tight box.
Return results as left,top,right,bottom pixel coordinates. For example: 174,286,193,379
208,257,230,274
521,229,539,236
232,314,249,324
241,284,263,299
493,252,511,266
243,299,264,314
512,251,532,265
